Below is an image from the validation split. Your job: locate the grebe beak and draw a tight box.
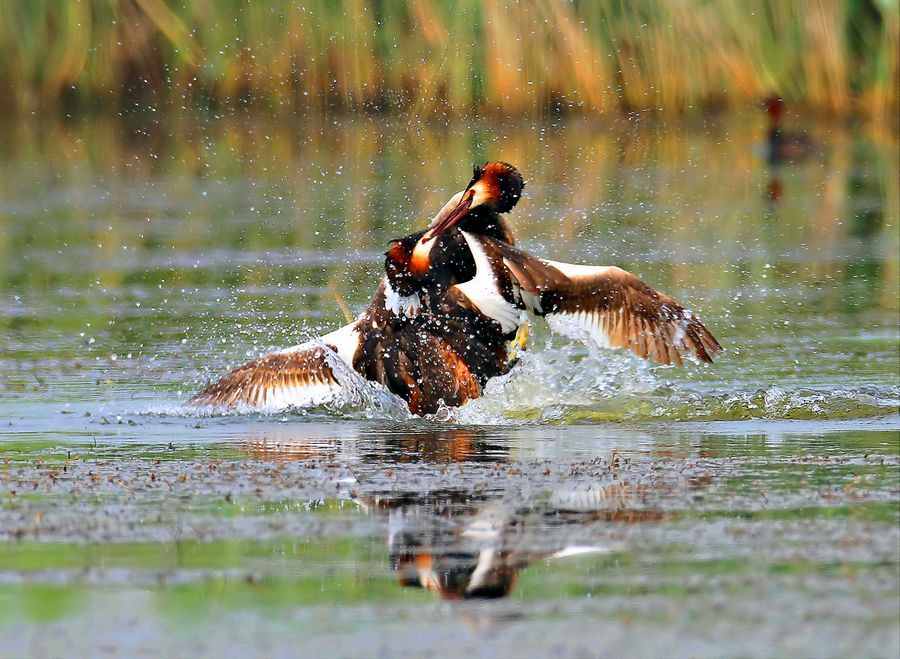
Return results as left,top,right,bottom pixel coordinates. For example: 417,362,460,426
421,179,493,241
422,187,475,241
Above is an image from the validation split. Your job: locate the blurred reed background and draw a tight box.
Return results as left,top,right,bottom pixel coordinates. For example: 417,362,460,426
2,115,896,318
1,0,897,124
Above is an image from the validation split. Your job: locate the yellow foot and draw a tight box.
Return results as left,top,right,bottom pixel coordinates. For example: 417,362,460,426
507,321,530,366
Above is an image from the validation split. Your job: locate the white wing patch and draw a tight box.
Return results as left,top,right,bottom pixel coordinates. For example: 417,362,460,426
246,378,343,412
538,260,642,352
320,321,363,366
453,231,521,333
546,309,615,349
276,320,362,369
193,319,366,412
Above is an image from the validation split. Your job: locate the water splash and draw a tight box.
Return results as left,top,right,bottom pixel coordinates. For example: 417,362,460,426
149,340,897,425
454,344,898,425
455,343,660,424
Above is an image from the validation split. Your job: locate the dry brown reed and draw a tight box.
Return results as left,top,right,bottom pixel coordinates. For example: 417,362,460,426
1,1,897,123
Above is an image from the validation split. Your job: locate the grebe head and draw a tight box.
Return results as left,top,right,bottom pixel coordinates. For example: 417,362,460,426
467,161,525,213
423,161,524,240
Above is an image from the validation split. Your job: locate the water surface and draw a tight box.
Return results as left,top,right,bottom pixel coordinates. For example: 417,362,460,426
1,115,898,658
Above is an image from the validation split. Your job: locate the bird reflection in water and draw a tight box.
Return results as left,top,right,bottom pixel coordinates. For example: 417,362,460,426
240,427,671,601
241,426,505,464
760,95,823,209
361,494,638,601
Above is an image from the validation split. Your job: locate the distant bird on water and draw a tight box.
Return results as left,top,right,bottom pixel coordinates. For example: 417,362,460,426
191,162,721,415
763,95,817,165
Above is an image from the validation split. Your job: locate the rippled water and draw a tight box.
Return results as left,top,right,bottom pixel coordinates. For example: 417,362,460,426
1,115,898,657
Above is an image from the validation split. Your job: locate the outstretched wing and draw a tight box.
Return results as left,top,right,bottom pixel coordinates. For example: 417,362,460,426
189,322,361,409
457,233,721,366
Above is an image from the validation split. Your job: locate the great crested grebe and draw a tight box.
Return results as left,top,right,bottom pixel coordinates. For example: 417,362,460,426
763,95,817,165
191,162,721,415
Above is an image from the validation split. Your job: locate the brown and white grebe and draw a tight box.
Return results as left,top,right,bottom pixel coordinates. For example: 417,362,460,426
763,95,817,165
191,162,721,415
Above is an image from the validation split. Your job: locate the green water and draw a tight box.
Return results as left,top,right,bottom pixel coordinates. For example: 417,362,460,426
0,115,898,658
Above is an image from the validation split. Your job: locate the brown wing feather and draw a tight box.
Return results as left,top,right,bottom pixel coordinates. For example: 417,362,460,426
481,237,721,366
190,346,339,408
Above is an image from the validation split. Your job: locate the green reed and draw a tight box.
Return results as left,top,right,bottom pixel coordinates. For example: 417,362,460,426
0,0,897,122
